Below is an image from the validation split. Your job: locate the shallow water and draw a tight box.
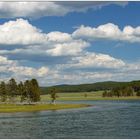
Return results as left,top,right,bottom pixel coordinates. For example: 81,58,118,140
0,100,140,138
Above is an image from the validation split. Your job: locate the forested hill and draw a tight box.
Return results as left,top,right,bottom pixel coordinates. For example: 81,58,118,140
40,80,140,94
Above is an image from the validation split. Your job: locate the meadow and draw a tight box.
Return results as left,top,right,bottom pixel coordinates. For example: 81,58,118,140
0,91,139,113
41,91,140,101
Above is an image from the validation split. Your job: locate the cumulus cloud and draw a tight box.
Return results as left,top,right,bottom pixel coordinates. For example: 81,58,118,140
0,18,74,45
46,32,72,43
0,18,47,45
0,19,89,57
38,62,140,86
73,23,140,43
70,52,125,69
46,40,89,56
0,55,49,81
1,54,140,86
0,18,140,86
1,19,140,47
0,2,128,18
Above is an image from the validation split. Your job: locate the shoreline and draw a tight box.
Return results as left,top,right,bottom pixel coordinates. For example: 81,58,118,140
0,104,91,113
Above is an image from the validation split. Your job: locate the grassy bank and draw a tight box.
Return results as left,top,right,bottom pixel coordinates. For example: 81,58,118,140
0,104,90,113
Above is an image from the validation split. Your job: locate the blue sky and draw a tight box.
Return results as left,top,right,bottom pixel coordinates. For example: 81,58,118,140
0,1,140,86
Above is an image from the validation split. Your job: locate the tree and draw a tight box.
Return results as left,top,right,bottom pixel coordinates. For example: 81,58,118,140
112,88,121,97
18,81,26,102
0,81,7,102
136,90,140,96
84,93,88,98
30,79,41,102
24,80,32,104
126,86,134,96
23,79,41,103
102,90,107,97
49,88,58,104
7,78,18,102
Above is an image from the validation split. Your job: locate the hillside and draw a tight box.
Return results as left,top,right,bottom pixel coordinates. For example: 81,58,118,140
40,80,140,94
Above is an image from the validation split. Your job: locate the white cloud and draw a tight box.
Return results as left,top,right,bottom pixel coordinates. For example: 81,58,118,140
1,54,140,86
71,52,125,69
0,2,128,18
46,40,89,56
0,55,49,79
0,18,140,86
56,52,126,70
0,18,47,45
0,19,89,57
0,18,73,45
0,55,15,65
1,19,140,47
73,23,140,43
46,31,72,43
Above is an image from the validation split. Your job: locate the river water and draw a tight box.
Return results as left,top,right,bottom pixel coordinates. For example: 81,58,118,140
0,100,140,139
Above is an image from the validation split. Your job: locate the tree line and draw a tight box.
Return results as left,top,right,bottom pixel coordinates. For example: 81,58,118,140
0,78,40,103
102,86,140,97
41,80,140,94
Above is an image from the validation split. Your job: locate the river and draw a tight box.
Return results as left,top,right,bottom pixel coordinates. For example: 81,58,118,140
0,100,140,138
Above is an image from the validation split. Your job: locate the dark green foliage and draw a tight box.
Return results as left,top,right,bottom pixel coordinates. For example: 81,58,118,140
136,90,140,96
0,78,41,103
23,79,41,103
7,78,18,102
102,86,134,97
84,93,88,98
30,79,40,102
0,81,7,102
48,88,58,104
102,90,108,97
24,80,31,103
18,81,26,102
41,80,140,94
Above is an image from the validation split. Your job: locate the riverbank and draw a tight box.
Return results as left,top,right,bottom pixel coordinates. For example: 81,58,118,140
0,104,90,113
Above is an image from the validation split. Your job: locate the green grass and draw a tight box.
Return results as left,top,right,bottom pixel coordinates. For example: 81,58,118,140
0,104,90,113
0,91,139,113
41,91,140,101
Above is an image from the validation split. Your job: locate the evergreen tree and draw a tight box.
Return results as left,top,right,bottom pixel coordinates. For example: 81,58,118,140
24,80,32,104
30,79,41,102
18,81,26,102
7,78,17,102
23,79,41,103
136,90,140,96
49,88,58,104
84,93,88,98
102,90,107,97
0,81,7,102
126,86,134,96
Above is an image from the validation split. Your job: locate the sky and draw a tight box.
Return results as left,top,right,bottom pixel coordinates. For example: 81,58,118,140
0,1,140,86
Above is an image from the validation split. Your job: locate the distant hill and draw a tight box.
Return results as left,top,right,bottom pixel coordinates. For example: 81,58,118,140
40,80,140,94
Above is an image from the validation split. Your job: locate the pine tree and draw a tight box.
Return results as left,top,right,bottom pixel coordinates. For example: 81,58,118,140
23,79,41,103
30,79,41,102
7,78,17,102
0,81,7,102
49,88,58,104
24,80,32,104
136,90,140,96
18,81,26,102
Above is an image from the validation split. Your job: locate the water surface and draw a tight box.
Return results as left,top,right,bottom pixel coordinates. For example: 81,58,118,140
0,100,140,138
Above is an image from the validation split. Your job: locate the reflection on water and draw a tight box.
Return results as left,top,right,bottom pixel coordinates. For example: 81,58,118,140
0,100,140,138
